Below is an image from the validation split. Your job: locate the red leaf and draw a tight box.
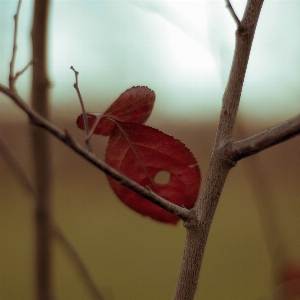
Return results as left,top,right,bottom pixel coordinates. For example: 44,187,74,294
77,86,155,136
76,86,201,224
105,121,201,224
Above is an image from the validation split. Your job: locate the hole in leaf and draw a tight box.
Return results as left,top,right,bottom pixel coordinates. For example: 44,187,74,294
154,170,171,185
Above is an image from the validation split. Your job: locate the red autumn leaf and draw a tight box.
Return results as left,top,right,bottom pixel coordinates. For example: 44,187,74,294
105,121,201,224
77,86,155,135
76,86,201,224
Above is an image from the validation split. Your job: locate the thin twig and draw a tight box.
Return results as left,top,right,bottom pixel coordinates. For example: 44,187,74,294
8,0,34,89
224,114,300,161
15,59,36,80
225,0,242,29
0,130,105,300
9,0,22,90
0,83,190,222
70,66,93,152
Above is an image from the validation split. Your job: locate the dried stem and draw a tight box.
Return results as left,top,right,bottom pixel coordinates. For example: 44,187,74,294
70,66,93,152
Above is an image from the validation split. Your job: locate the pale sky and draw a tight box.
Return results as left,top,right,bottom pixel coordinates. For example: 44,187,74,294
0,0,300,121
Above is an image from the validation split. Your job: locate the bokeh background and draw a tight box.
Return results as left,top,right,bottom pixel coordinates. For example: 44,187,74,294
1,0,300,299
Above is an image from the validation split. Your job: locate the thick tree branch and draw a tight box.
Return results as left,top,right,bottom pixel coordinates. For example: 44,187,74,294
173,1,265,299
0,84,190,222
224,114,300,161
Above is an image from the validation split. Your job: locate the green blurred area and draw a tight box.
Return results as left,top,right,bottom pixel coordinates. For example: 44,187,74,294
1,115,300,299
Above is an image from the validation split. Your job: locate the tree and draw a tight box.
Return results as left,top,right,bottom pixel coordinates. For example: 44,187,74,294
0,0,300,299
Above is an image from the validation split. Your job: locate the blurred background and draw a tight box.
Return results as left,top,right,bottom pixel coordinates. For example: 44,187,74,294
1,0,300,299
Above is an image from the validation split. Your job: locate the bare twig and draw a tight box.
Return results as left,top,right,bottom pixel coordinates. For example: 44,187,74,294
15,59,35,80
0,83,190,222
224,114,300,161
70,66,92,152
8,0,34,89
9,0,22,90
225,0,242,29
